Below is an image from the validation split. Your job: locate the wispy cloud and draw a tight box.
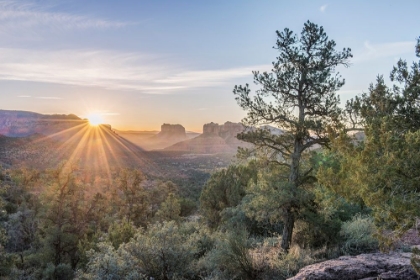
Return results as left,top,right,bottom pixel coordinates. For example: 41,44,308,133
0,0,132,34
36,96,62,100
320,4,328,12
353,41,414,63
0,48,263,94
155,65,268,89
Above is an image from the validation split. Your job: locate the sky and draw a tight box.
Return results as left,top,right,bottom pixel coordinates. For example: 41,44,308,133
0,0,419,132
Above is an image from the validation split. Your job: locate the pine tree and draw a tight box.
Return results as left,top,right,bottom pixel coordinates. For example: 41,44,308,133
233,21,352,250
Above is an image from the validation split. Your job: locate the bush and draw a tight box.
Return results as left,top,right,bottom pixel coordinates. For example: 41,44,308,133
200,229,258,280
77,242,146,280
81,221,210,280
201,232,322,280
340,214,378,255
124,221,199,279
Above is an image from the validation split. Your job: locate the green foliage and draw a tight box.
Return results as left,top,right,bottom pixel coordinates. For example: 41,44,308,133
155,193,182,222
113,169,150,227
82,221,210,280
43,262,74,280
107,218,136,249
77,242,147,280
296,156,369,249
200,162,258,228
321,38,420,247
123,221,197,279
111,169,182,228
39,167,101,270
209,229,257,280
340,215,378,255
242,166,292,226
179,197,197,217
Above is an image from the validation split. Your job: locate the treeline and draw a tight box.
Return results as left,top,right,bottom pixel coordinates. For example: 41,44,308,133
0,22,419,279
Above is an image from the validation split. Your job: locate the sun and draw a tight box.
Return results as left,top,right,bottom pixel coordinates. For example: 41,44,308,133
86,113,104,126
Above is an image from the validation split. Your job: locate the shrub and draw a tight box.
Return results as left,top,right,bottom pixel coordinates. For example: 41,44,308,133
340,214,378,255
201,229,258,280
77,242,146,280
123,221,197,279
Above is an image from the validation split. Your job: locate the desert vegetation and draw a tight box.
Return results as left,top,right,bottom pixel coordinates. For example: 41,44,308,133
0,22,419,279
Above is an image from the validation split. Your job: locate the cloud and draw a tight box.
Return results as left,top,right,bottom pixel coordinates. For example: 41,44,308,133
155,65,268,89
320,4,328,12
0,0,132,34
0,48,264,94
353,40,415,63
36,96,62,99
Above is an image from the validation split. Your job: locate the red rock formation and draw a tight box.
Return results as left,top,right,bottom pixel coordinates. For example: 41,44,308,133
165,121,248,154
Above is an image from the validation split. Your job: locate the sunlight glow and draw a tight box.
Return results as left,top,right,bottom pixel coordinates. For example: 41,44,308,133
87,113,104,126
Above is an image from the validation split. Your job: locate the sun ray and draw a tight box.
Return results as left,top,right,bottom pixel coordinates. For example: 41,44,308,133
31,121,88,144
63,124,93,173
49,124,91,164
100,127,162,175
97,126,124,170
84,126,95,177
95,126,113,184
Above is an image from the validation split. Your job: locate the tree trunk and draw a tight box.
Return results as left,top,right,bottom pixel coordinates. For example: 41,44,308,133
281,134,301,251
281,207,295,251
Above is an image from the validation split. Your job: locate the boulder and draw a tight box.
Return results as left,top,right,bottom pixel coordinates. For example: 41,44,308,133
288,253,418,280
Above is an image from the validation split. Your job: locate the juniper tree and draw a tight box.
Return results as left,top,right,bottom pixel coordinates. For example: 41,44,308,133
320,37,420,240
233,21,352,251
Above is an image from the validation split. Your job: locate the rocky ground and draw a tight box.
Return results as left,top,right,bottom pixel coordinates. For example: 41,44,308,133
289,252,417,280
288,229,420,280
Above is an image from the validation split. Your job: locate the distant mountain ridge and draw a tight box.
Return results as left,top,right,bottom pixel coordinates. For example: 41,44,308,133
0,109,85,137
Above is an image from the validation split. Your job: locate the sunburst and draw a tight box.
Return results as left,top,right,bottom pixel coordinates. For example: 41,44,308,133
86,113,104,126
15,113,162,189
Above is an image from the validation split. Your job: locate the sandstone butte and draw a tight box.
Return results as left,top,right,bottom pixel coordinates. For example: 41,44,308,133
165,121,247,154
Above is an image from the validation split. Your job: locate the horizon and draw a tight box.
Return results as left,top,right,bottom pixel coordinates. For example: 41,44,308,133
0,0,419,132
